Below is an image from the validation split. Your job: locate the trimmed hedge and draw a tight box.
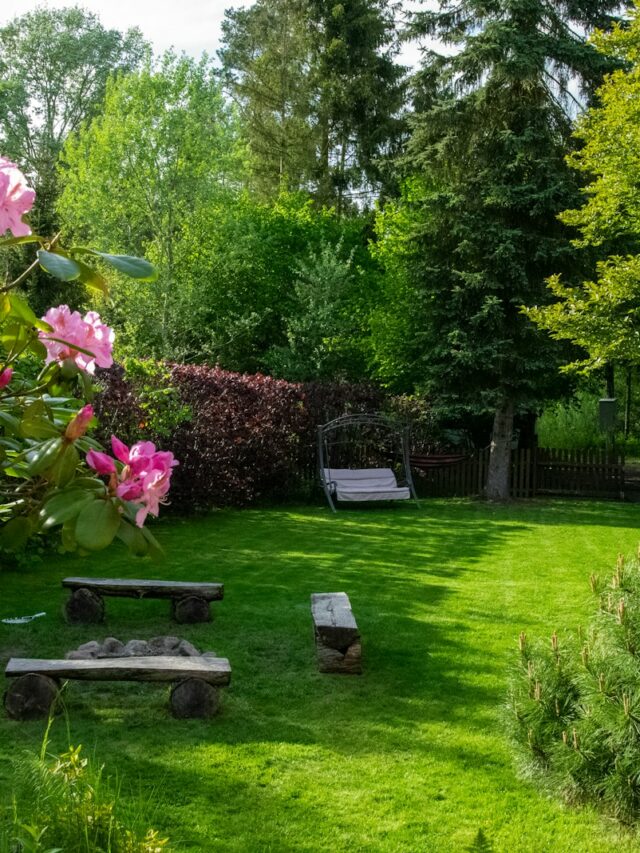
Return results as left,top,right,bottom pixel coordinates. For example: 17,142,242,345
95,363,388,510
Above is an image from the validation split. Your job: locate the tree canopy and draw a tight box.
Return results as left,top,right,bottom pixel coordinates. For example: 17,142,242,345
371,0,625,496
529,4,640,372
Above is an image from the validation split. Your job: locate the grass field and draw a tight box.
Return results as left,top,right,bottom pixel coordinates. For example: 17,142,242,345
1,499,640,852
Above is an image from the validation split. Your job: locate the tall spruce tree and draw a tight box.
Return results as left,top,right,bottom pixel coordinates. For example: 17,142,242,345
220,0,406,209
219,0,316,199
402,0,625,498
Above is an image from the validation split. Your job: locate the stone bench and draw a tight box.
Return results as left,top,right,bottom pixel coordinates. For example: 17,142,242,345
4,655,231,720
62,577,224,624
311,592,362,674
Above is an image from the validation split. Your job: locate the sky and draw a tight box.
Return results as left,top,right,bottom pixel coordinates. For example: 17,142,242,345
0,0,425,67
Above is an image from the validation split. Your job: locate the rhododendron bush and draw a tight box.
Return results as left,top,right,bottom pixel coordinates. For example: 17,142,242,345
0,155,173,557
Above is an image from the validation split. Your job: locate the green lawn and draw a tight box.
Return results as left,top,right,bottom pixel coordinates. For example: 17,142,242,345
1,499,640,852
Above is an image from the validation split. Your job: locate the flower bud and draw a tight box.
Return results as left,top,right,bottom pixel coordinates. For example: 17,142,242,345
0,367,13,390
65,404,94,441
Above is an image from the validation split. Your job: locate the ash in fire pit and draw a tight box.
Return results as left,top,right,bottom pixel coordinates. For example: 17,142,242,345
66,636,215,659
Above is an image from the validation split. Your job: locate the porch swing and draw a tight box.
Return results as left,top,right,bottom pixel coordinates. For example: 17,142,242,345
317,413,419,512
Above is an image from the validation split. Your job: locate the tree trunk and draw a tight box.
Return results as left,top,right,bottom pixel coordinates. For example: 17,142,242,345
486,400,514,501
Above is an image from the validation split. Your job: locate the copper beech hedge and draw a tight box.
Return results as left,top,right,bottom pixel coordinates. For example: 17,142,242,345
94,363,386,510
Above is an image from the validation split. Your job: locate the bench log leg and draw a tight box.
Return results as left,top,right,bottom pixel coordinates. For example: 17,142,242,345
172,595,210,624
4,674,60,720
315,635,362,675
64,588,105,624
170,677,219,718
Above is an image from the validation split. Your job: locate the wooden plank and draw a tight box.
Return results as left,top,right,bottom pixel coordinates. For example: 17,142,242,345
62,578,224,601
311,592,359,649
5,656,231,685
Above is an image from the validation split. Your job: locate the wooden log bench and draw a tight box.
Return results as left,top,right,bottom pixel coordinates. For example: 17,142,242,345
311,592,361,674
4,655,231,720
62,577,224,625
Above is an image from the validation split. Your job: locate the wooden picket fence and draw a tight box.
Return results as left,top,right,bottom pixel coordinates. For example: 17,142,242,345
411,447,625,500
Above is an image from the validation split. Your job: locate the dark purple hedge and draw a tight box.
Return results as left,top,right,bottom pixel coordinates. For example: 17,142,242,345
94,363,387,510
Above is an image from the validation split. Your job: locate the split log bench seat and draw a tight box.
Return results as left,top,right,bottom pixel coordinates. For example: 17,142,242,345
4,655,231,720
62,577,224,625
311,592,362,674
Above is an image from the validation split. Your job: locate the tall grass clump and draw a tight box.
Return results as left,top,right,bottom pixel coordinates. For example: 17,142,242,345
0,722,168,852
507,552,640,825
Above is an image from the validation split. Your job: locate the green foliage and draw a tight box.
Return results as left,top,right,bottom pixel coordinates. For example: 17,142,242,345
529,3,640,371
265,237,371,380
537,390,604,449
120,359,191,440
220,0,406,207
0,6,148,314
507,552,640,825
0,730,168,852
372,0,622,495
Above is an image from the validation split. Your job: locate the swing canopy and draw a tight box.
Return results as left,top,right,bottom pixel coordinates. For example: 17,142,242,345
317,413,418,511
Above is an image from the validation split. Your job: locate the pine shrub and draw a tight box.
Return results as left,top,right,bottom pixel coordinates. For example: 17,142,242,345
507,553,640,824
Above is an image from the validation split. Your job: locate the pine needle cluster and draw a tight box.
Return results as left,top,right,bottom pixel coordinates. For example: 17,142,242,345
507,551,640,824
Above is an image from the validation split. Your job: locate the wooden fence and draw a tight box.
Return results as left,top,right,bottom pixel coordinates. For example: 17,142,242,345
411,448,625,500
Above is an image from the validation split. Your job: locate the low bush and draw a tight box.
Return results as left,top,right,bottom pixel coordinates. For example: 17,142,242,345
1,728,168,852
506,553,640,825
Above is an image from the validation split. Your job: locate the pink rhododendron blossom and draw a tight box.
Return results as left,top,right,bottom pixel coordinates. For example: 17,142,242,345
0,157,35,237
86,436,178,526
0,367,13,390
86,449,116,475
134,468,172,527
39,305,114,374
64,404,94,441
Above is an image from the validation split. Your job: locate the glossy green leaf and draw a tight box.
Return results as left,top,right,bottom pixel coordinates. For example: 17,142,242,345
41,488,96,529
0,234,45,248
116,519,149,556
27,437,63,475
37,249,81,281
74,249,157,282
8,293,38,327
139,523,165,559
0,516,32,551
74,498,121,550
50,442,79,487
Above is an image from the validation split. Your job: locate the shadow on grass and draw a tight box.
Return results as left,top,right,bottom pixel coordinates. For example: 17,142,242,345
3,502,639,845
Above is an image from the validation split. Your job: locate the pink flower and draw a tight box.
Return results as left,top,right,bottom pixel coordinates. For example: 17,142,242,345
87,449,117,475
39,305,114,374
0,367,13,390
86,435,178,527
0,157,35,238
134,469,172,527
64,404,94,441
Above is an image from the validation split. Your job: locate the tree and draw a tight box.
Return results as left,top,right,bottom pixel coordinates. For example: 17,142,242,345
0,6,148,311
219,0,317,200
528,5,640,375
219,0,407,210
58,52,243,358
307,0,407,211
374,0,624,499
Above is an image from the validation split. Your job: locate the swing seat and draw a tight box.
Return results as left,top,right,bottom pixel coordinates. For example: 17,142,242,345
323,468,411,502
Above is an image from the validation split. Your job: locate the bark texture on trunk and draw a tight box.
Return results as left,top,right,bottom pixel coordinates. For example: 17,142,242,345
486,400,514,501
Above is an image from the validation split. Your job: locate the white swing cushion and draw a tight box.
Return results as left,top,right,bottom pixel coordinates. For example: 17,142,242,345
323,468,410,502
